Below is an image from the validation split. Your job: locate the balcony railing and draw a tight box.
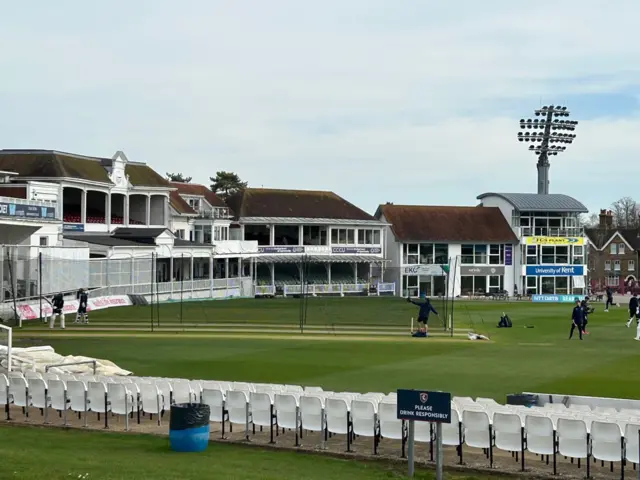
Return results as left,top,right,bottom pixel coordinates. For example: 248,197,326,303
517,226,584,237
194,208,232,219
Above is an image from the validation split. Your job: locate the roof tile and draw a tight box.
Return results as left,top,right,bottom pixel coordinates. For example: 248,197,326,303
226,188,375,220
477,192,587,212
0,150,113,183
376,204,518,243
170,182,228,208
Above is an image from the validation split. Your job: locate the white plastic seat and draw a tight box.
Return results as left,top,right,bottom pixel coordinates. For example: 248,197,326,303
378,401,404,441
568,404,592,413
171,380,194,404
139,382,164,419
28,378,49,411
24,371,42,380
155,380,173,405
227,390,252,439
493,412,523,453
48,379,68,413
525,414,555,456
87,381,111,414
189,381,203,398
463,409,492,449
284,385,303,393
9,376,30,414
304,386,323,394
441,407,463,447
0,374,9,419
66,380,88,419
557,417,589,460
201,388,225,423
544,403,567,411
251,392,277,440
625,424,640,464
594,407,618,415
108,383,135,430
591,420,622,462
351,399,379,453
300,395,325,440
232,382,255,392
325,397,351,436
275,393,301,444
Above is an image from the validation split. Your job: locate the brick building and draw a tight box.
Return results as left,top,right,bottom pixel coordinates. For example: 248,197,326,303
585,210,640,293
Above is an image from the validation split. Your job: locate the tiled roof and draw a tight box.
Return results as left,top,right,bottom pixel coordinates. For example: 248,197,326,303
477,192,588,213
375,204,518,243
124,163,170,188
226,188,375,220
0,150,113,184
585,228,640,250
170,182,227,208
64,235,146,248
169,190,196,215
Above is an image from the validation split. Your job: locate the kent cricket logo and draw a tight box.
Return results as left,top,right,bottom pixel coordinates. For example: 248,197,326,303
420,392,428,403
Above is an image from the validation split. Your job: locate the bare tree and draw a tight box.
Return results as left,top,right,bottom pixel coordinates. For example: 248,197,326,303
580,212,599,228
611,197,639,228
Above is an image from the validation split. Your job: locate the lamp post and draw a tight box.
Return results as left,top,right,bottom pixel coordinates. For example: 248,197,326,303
517,105,578,194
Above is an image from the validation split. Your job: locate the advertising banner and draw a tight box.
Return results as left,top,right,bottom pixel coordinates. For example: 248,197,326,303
460,266,505,276
0,202,56,220
531,294,579,303
257,246,304,254
403,265,447,276
505,245,513,266
525,237,584,245
525,265,584,276
15,295,132,321
331,246,382,254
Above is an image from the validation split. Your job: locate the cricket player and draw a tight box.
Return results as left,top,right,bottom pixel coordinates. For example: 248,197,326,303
49,292,65,329
569,298,584,340
75,288,89,324
408,293,439,338
626,293,640,339
580,296,591,335
604,286,614,312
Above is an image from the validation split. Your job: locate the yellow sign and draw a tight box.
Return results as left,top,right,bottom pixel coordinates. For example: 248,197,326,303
525,237,584,245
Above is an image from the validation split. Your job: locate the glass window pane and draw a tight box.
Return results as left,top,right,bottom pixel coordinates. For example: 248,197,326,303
357,230,365,244
373,230,381,244
460,276,474,295
434,244,449,264
541,277,555,294
489,244,500,255
365,230,373,244
474,275,487,293
331,229,338,244
347,229,355,244
555,246,569,264
474,245,487,264
419,244,433,264
555,276,568,294
408,244,418,254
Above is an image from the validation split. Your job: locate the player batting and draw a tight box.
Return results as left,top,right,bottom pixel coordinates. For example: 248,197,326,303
626,293,640,340
49,292,65,329
407,293,439,338
75,288,89,324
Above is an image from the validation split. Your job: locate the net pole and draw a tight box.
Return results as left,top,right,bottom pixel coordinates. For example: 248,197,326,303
180,254,184,327
39,251,43,325
298,256,304,334
150,253,154,333
450,256,458,338
6,249,19,328
303,255,309,329
155,255,160,328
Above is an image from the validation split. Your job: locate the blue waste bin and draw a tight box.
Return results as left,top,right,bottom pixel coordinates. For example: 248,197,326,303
169,403,211,452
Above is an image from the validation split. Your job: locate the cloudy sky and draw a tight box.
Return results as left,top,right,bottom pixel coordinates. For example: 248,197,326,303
1,1,638,215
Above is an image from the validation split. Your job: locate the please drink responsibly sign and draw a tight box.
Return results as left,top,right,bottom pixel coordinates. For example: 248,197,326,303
396,389,452,423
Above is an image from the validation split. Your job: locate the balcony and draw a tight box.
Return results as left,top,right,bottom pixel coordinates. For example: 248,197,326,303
193,207,232,220
516,226,584,238
213,240,259,255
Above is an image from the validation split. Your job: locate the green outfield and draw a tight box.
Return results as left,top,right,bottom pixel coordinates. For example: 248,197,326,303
14,296,640,401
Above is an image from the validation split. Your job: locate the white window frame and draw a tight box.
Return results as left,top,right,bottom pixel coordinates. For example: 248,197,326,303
403,243,419,265
629,260,635,271
606,275,619,287
610,243,617,254
357,229,381,245
39,236,48,247
619,243,626,255
605,260,611,271
614,260,621,271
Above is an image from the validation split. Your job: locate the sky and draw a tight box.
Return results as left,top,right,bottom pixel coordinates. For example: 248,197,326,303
1,1,639,215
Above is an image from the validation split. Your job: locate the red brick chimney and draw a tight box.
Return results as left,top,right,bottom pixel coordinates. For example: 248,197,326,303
599,209,613,228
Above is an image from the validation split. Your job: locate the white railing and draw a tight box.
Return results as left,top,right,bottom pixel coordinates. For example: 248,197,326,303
90,276,250,298
517,226,584,237
254,282,396,297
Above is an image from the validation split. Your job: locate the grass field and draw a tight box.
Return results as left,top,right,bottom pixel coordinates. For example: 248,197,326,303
6,296,639,479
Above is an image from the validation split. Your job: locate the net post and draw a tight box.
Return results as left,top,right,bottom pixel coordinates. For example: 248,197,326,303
150,253,155,333
6,326,12,373
39,251,43,326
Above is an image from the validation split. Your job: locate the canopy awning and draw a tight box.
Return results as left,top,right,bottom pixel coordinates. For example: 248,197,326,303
255,255,388,264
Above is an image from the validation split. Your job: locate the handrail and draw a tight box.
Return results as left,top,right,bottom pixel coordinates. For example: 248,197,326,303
45,359,97,375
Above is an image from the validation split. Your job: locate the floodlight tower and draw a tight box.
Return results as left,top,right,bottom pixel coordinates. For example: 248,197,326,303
517,105,578,194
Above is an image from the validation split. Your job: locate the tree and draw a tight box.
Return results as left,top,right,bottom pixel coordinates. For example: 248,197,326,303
210,171,247,199
611,196,640,228
579,212,599,228
166,172,192,183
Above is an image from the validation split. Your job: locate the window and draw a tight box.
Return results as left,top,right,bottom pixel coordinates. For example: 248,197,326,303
555,246,569,264
434,244,449,264
303,226,328,245
526,245,537,265
572,246,583,265
488,244,504,265
419,244,434,264
606,276,619,287
614,260,621,271
460,276,488,295
555,277,568,294
526,276,537,295
605,260,611,271
610,243,617,254
541,246,555,264
541,277,555,294
174,229,185,239
402,275,419,297
619,243,626,255
461,245,488,264
214,225,228,241
39,236,48,246
488,275,503,293
357,229,381,245
403,243,419,264
331,228,355,245
629,260,635,271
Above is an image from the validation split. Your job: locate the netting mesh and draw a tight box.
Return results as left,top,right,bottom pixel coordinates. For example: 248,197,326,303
0,324,12,372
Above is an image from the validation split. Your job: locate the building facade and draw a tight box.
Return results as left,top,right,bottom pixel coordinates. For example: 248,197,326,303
477,192,588,297
585,210,640,293
375,204,518,297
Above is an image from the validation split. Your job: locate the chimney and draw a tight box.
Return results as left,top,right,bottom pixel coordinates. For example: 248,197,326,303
599,209,613,229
